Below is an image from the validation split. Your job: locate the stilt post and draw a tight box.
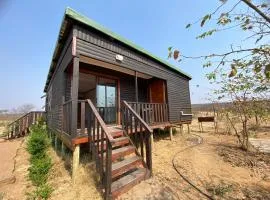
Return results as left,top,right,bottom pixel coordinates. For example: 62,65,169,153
169,126,173,141
72,144,80,183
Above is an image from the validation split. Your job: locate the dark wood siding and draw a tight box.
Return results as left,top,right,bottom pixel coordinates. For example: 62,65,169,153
46,31,73,131
74,25,191,122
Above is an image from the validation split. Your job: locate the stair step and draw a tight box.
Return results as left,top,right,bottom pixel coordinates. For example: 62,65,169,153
111,168,147,198
113,137,129,147
77,128,123,138
94,131,124,141
95,136,129,152
99,146,136,162
112,156,142,179
111,131,124,138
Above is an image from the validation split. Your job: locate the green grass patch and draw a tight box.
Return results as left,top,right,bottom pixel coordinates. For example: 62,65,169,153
27,124,53,199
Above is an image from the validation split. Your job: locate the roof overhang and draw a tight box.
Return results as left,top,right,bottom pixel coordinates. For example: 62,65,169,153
44,7,192,92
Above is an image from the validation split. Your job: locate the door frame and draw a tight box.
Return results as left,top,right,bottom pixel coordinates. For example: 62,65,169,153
79,68,121,125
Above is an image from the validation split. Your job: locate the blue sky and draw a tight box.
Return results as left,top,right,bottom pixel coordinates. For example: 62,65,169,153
0,0,246,110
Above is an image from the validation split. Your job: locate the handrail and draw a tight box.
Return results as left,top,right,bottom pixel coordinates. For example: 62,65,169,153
127,101,167,105
86,99,115,143
63,99,73,105
8,111,45,126
7,111,45,139
122,101,152,133
84,99,114,199
121,100,153,175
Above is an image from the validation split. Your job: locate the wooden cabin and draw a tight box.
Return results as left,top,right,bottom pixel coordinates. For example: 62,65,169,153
44,7,192,199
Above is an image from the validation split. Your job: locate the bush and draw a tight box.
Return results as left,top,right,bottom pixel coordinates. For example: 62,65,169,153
27,125,49,158
27,124,53,199
28,156,52,186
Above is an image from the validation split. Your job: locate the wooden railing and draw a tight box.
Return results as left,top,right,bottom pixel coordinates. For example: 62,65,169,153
7,111,45,139
127,102,169,125
121,101,152,174
62,100,72,134
83,99,115,199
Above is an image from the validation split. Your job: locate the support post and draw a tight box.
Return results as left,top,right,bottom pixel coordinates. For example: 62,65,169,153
54,135,58,150
72,144,80,183
61,142,65,158
181,124,184,134
150,132,154,149
187,124,190,134
169,126,173,141
71,56,79,137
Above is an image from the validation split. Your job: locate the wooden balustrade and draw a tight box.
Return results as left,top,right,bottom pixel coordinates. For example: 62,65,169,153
121,101,152,174
7,111,45,139
127,102,168,125
84,99,115,199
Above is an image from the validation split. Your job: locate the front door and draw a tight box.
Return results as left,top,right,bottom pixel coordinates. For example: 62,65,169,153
96,77,117,124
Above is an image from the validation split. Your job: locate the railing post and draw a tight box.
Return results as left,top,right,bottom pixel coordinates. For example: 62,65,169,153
71,56,79,137
105,142,112,200
80,101,85,134
146,133,152,176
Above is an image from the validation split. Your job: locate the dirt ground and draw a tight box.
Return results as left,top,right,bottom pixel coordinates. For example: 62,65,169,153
0,121,269,200
119,123,270,200
0,138,31,200
47,121,270,200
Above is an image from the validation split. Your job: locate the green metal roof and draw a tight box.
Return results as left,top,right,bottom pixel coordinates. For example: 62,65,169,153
44,7,191,92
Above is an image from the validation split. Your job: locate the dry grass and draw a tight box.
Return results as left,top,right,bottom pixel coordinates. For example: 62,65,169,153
2,116,266,200
48,148,103,200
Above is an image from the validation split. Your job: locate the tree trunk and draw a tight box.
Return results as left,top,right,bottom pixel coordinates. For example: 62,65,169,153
242,120,249,151
255,115,260,127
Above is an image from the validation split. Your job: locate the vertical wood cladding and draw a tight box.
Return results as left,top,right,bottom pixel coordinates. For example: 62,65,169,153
74,25,191,122
46,31,73,131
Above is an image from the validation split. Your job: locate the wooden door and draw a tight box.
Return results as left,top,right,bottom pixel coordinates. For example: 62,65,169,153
149,79,167,103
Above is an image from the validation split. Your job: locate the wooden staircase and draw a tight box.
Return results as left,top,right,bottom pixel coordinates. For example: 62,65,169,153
99,128,149,198
83,100,152,199
7,111,45,139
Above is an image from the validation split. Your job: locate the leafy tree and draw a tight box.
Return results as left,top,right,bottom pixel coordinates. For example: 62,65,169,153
169,0,270,80
212,67,269,150
168,0,270,150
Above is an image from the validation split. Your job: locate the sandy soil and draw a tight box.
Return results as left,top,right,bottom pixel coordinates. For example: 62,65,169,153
47,121,270,200
0,138,31,200
0,120,269,200
120,123,270,200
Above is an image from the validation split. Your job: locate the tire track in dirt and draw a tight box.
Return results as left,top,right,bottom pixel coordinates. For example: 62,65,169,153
172,134,216,200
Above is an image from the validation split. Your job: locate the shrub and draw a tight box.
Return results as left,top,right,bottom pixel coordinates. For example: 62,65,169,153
27,125,49,158
28,156,52,186
27,124,53,199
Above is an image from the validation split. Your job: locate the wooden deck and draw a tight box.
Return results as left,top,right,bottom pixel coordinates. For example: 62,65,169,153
72,122,180,145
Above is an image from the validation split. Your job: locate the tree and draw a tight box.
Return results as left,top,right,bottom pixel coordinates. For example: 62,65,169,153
212,67,269,150
169,0,270,81
168,0,270,150
16,104,35,114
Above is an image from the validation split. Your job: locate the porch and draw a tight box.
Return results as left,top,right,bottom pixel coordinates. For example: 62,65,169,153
62,59,170,139
62,100,169,143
